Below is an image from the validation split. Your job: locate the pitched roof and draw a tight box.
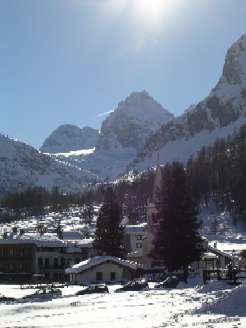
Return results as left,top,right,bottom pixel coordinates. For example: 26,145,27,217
65,256,139,274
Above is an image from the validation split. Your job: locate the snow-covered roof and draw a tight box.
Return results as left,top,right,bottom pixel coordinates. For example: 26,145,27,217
202,252,218,260
125,223,147,234
66,256,139,274
208,245,232,259
0,232,95,249
209,242,246,256
0,232,64,247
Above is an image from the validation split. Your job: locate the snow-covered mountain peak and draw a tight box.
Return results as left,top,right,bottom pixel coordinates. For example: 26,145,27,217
113,90,173,123
211,33,246,101
40,125,99,154
98,90,173,153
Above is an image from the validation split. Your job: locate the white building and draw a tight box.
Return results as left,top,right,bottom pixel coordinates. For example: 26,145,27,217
125,223,147,264
66,256,140,284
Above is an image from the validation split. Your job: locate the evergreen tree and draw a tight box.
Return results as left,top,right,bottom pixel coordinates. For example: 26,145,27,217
153,162,203,271
93,187,126,258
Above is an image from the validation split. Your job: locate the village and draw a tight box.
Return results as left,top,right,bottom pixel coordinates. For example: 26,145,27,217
0,164,245,289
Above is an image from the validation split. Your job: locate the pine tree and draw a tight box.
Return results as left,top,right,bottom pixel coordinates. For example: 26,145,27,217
93,187,126,258
153,162,203,271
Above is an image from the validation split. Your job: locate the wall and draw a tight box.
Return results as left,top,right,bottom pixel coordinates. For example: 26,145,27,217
70,261,134,284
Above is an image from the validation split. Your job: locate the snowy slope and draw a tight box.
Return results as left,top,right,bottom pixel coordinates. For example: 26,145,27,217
40,125,99,154
0,134,98,196
130,34,246,171
53,91,173,179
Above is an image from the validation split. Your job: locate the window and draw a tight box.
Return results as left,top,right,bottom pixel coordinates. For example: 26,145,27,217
54,258,58,269
61,258,65,268
38,257,43,267
136,235,143,240
110,272,116,281
44,258,49,268
96,272,103,281
136,243,142,249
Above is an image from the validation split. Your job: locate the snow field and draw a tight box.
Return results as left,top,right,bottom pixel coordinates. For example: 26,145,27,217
1,281,246,328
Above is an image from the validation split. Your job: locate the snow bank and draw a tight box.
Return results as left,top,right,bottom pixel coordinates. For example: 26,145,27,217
201,284,246,316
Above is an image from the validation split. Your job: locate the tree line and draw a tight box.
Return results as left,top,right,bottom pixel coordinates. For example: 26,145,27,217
187,124,246,221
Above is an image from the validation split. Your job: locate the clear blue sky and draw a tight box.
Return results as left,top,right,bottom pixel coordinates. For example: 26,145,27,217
1,0,246,149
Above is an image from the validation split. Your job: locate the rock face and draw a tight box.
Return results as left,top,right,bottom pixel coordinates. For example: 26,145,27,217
130,34,246,171
97,91,173,152
61,91,174,178
40,125,99,154
0,134,98,196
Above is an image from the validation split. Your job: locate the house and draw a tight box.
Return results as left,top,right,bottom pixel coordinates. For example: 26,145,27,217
0,231,95,282
66,256,140,284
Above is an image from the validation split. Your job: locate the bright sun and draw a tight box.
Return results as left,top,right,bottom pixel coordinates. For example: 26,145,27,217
105,0,181,27
135,0,164,15
133,0,166,24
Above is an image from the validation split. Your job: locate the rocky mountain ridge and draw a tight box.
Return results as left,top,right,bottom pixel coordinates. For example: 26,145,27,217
41,125,99,154
130,34,246,171
0,134,98,196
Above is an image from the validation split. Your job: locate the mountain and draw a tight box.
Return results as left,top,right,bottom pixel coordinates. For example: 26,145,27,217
50,91,173,178
40,125,99,154
97,91,173,152
130,34,246,171
0,134,98,196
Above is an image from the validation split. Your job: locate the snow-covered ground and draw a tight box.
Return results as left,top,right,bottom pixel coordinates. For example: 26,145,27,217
200,203,246,256
0,280,246,328
0,206,99,237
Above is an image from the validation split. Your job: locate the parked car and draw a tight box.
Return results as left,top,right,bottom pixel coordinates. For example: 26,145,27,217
76,284,109,295
155,276,179,289
115,280,149,293
23,287,62,300
0,295,16,302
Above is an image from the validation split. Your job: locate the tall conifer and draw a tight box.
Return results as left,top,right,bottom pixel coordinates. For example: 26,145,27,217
94,187,126,258
153,162,203,271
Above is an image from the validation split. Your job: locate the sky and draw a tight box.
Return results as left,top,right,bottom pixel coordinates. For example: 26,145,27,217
1,0,246,149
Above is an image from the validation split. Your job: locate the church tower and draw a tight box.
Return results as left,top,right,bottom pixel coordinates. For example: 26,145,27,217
143,154,163,268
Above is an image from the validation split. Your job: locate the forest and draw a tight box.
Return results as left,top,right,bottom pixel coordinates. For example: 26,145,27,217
1,124,246,224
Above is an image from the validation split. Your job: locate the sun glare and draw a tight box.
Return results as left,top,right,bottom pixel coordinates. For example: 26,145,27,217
134,0,165,22
102,0,183,52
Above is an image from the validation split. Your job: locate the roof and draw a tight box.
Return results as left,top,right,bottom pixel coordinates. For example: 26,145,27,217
65,256,140,274
212,242,246,254
202,252,218,259
0,233,65,247
208,245,232,259
125,223,147,234
0,233,94,249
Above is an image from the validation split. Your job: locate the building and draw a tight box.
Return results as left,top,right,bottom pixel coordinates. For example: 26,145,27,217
66,256,140,284
0,231,94,282
125,223,147,265
144,161,163,268
0,241,36,282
